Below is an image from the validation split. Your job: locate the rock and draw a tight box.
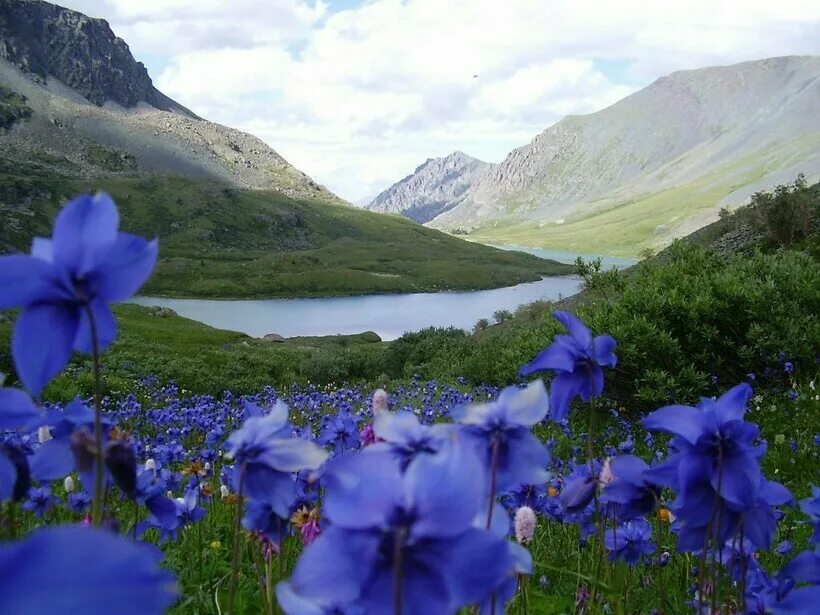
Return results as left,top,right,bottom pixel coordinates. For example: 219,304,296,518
0,0,196,115
148,306,177,318
262,333,286,343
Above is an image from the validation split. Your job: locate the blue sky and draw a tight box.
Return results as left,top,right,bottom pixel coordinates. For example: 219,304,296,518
61,1,820,202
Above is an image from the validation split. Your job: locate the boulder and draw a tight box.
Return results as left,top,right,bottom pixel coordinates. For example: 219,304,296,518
263,333,286,343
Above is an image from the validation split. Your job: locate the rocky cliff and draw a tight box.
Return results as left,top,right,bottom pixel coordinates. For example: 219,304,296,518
365,151,492,223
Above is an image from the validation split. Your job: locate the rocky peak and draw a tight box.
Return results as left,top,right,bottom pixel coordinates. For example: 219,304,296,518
0,0,195,115
366,151,493,223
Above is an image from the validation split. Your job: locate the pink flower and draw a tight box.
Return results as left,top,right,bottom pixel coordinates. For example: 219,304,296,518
360,423,376,447
514,506,536,545
300,518,321,545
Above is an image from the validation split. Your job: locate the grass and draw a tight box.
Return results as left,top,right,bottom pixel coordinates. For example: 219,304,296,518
0,83,32,130
0,156,573,297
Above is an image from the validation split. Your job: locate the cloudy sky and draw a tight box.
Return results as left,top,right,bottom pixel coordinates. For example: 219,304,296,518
61,0,820,202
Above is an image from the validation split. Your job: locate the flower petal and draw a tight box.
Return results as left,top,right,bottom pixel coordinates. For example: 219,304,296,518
519,336,581,376
52,193,120,276
0,255,68,308
88,233,158,302
713,383,752,424
641,404,706,444
553,311,592,348
496,380,549,426
0,525,177,614
73,298,117,354
323,451,402,529
592,335,617,367
549,371,582,422
0,388,41,430
12,303,80,396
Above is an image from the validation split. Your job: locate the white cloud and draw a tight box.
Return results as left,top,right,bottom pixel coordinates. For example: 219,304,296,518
60,0,820,201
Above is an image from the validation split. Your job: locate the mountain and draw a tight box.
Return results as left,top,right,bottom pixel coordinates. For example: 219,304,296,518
428,56,820,256
365,151,492,223
0,0,571,297
0,0,342,203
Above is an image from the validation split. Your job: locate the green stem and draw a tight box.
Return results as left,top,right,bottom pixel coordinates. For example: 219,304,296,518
227,466,246,615
84,304,105,527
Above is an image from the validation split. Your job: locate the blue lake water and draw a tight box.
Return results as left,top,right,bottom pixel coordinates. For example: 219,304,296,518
131,275,583,341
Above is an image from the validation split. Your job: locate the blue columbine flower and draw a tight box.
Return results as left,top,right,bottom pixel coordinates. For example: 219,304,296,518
0,387,42,431
318,410,361,454
0,193,158,394
455,380,550,492
799,485,820,544
225,401,328,507
369,410,451,470
278,442,514,613
604,519,656,565
643,383,792,551
68,490,91,513
0,525,177,613
22,485,58,518
599,455,661,521
519,311,617,422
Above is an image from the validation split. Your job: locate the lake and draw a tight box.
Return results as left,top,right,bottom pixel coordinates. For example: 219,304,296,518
131,275,584,341
494,245,637,269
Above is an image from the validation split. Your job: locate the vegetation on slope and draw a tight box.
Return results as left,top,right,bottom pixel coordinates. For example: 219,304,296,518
0,83,32,130
0,155,571,297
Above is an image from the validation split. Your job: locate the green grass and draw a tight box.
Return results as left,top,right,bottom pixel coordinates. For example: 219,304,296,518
0,83,32,130
0,157,573,297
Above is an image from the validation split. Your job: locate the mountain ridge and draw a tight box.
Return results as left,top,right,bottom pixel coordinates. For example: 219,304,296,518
365,150,493,223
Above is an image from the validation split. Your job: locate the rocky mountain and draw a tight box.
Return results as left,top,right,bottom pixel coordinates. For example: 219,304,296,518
365,151,492,223
0,0,344,204
428,56,820,255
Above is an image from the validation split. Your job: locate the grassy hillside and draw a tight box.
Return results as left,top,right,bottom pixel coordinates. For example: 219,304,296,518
0,155,572,297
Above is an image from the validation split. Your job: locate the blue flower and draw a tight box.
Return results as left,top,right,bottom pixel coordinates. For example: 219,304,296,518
799,485,820,544
0,441,30,501
0,193,158,394
370,410,451,470
604,519,656,565
68,490,91,513
519,311,617,422
643,384,792,551
318,410,361,454
456,380,550,492
599,455,660,521
22,485,58,518
0,387,42,430
0,525,177,613
225,401,328,506
278,442,514,613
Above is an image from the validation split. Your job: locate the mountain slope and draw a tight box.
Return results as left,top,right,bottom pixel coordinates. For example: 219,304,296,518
0,0,343,203
365,151,492,223
0,155,572,297
429,56,820,256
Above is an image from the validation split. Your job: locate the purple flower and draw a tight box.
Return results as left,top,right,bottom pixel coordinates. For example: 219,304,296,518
599,455,660,521
0,525,177,614
68,490,91,513
0,193,157,394
604,519,656,565
370,410,450,470
519,311,616,422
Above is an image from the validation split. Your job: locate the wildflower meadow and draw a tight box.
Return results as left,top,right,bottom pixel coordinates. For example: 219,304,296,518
0,192,818,614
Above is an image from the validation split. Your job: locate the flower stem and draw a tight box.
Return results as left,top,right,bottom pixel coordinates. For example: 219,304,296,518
393,527,406,615
227,466,246,615
486,437,500,529
84,304,105,527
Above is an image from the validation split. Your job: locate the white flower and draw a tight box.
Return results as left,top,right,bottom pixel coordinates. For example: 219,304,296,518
809,380,816,391
63,476,75,493
514,506,537,545
144,458,156,471
204,462,211,472
37,426,52,444
220,485,230,499
598,457,615,488
167,491,174,498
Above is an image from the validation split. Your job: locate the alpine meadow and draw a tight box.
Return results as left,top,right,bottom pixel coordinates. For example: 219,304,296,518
0,2,819,615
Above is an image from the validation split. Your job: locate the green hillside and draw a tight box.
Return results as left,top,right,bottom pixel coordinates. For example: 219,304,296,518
0,155,572,297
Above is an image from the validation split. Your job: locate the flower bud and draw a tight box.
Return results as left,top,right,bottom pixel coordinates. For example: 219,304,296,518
598,457,614,488
560,476,596,512
220,485,230,499
105,440,137,498
514,506,536,545
63,476,75,493
204,462,211,472
144,458,156,471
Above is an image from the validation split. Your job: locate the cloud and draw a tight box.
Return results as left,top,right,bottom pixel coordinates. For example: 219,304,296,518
60,0,820,201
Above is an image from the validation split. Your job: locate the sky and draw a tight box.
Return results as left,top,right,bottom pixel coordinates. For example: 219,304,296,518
60,0,820,202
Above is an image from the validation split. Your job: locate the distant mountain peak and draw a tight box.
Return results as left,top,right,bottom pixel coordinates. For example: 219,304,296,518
0,0,195,116
365,151,493,223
